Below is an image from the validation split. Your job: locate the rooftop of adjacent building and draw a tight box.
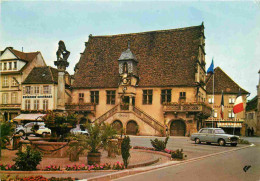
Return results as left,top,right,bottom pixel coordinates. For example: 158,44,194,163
22,66,70,85
246,96,258,112
206,67,249,95
0,47,40,62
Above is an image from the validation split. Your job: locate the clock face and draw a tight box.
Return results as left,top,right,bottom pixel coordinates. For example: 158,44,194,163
123,78,128,84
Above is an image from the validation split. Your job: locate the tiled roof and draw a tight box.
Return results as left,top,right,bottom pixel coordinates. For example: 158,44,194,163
73,24,204,88
206,67,249,94
23,66,59,84
246,96,258,111
10,48,39,62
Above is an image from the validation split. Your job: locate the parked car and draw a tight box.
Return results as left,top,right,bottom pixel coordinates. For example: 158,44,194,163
190,128,239,146
15,122,51,137
70,124,89,135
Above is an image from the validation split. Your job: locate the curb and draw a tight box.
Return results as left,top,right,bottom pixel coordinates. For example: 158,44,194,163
86,144,253,181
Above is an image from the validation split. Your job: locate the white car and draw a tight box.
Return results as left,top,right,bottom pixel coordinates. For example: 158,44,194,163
16,122,51,137
70,124,89,135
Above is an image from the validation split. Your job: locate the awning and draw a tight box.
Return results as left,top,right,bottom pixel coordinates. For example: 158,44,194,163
217,122,242,128
13,114,46,121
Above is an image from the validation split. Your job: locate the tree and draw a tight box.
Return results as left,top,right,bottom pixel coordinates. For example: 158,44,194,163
0,121,15,157
121,136,131,168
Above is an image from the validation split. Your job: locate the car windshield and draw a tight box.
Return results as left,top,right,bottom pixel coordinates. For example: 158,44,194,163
214,129,225,134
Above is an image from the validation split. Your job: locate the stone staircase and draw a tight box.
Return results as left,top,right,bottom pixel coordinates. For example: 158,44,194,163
94,105,164,133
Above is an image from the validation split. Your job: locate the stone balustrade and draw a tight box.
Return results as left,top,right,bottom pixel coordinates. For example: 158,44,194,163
65,103,95,112
163,103,212,116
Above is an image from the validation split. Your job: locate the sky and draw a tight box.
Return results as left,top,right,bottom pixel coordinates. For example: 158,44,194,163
1,1,259,99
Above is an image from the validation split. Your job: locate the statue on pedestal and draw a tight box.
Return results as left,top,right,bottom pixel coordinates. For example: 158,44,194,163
56,40,70,62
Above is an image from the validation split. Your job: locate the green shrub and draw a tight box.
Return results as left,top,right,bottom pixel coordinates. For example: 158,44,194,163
150,136,169,151
121,136,131,168
239,139,250,144
13,146,42,171
171,149,186,160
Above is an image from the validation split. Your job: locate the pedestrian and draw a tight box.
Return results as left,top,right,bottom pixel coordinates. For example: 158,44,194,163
251,127,254,136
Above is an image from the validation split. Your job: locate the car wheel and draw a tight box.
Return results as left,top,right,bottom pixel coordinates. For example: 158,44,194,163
218,139,226,146
17,130,25,136
231,143,237,147
195,138,201,144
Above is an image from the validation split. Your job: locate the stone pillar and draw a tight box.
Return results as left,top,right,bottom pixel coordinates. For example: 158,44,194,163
54,61,69,111
256,70,260,136
57,71,65,110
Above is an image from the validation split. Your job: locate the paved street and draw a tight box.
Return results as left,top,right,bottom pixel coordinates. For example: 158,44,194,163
115,137,260,181
130,136,247,159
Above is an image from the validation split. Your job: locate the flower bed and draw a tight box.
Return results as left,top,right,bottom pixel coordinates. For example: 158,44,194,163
0,164,17,171
65,162,124,171
0,162,124,171
2,175,74,181
43,165,61,171
133,146,174,154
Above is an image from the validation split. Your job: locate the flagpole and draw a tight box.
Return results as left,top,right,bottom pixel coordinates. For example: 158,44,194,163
212,70,214,128
233,114,236,135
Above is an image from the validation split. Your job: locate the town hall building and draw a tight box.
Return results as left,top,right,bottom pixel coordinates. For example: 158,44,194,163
67,23,212,136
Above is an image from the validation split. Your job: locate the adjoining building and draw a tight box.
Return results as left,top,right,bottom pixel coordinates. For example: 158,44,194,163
67,23,212,136
205,67,249,136
0,47,46,121
21,66,72,112
245,96,257,136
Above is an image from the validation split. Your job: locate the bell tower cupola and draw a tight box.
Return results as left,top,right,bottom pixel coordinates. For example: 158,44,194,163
118,40,139,86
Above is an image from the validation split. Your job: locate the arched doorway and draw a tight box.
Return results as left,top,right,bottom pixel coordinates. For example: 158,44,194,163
126,120,138,135
170,120,186,136
112,120,123,134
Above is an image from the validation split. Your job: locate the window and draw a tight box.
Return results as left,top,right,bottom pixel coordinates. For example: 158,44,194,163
79,93,84,104
13,62,17,70
247,113,254,120
11,93,17,104
0,63,2,70
180,92,186,98
106,90,116,104
25,86,31,94
3,76,8,87
161,89,171,104
2,93,8,104
4,63,7,70
9,62,12,70
43,85,51,94
208,97,214,104
12,77,18,86
199,129,208,133
143,89,153,104
90,91,99,104
25,100,31,110
34,100,39,110
228,110,235,118
229,97,235,104
43,100,48,110
34,86,40,94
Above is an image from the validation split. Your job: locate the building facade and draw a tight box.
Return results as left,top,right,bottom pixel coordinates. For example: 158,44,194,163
21,66,72,112
205,67,249,136
67,23,211,136
245,96,257,136
0,47,46,121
